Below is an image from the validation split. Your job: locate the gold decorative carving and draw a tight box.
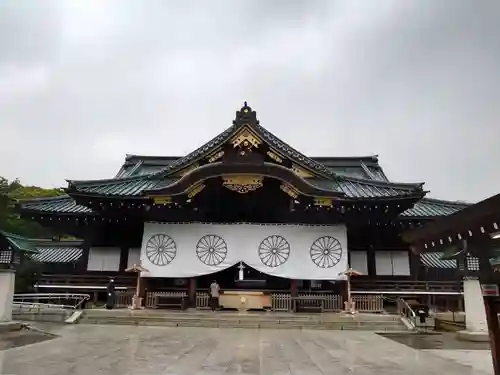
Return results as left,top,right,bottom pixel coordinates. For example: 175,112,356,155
152,196,172,205
230,128,262,149
280,183,299,199
267,150,283,163
207,150,224,163
314,198,333,207
222,175,263,194
177,163,199,177
292,164,313,178
186,183,205,199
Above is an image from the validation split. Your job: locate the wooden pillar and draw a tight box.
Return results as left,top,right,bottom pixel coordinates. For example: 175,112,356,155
367,246,376,277
188,277,197,307
138,277,148,306
290,279,298,297
119,246,129,272
409,251,420,280
484,297,500,375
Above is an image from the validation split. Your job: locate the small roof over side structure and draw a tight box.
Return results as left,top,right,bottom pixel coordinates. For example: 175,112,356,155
403,193,500,253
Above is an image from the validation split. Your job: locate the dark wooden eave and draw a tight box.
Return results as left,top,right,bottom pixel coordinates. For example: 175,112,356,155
144,161,345,198
403,192,500,251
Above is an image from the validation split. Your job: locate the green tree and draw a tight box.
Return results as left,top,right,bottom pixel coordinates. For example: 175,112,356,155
0,176,64,237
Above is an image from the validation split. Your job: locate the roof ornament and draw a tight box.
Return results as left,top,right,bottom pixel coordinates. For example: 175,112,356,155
235,101,257,124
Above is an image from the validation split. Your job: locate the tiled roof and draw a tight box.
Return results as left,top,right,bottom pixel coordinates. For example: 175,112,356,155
401,198,469,218
68,176,160,196
336,178,423,198
0,231,38,253
154,104,338,179
68,174,422,200
420,252,479,271
119,154,390,181
20,195,93,213
310,177,423,199
30,247,83,263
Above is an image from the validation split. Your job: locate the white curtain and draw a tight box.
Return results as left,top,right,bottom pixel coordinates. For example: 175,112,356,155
140,222,348,280
349,251,368,275
87,247,121,271
127,248,141,269
391,251,410,276
375,251,410,276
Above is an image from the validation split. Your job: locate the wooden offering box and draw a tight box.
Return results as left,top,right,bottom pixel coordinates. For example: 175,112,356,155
219,291,271,311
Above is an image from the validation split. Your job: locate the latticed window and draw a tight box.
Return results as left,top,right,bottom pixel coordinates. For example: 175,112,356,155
0,249,14,264
466,256,480,271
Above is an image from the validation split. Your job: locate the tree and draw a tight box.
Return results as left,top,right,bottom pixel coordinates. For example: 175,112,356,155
0,176,64,238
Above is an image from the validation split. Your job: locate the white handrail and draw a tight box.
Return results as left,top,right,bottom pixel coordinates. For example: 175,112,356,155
13,293,90,310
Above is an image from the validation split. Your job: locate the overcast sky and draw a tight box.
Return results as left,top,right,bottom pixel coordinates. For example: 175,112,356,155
0,0,499,202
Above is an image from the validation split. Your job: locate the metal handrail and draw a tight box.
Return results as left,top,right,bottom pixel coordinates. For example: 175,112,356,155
396,297,417,330
13,293,90,310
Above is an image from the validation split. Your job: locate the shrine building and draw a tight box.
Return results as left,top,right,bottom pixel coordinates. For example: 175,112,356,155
16,103,473,311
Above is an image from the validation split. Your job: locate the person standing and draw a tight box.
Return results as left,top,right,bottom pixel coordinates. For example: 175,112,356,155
209,280,220,311
106,278,116,310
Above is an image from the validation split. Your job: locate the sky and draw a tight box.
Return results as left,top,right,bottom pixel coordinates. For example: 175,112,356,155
0,0,499,202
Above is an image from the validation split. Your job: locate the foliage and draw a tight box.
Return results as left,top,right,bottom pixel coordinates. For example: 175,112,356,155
0,176,64,238
14,257,42,293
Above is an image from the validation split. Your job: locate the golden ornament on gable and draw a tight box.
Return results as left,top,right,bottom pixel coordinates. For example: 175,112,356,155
291,164,313,178
222,175,263,194
266,150,283,163
207,150,224,163
186,183,206,199
152,196,172,205
230,128,262,149
314,198,333,207
280,183,299,199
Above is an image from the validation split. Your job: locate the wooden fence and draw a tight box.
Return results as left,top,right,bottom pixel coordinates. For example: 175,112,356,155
196,292,210,309
352,295,384,312
115,291,134,308
271,293,291,311
148,291,384,313
146,291,188,308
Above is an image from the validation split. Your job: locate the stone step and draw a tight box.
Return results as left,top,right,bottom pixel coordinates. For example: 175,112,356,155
79,315,406,331
83,310,400,322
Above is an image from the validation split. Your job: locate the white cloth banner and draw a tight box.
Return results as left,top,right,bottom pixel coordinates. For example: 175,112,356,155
140,222,348,280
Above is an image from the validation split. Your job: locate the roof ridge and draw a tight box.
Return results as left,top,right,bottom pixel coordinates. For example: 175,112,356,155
67,174,151,187
0,230,49,243
153,103,338,180
15,194,72,203
336,175,424,190
310,155,379,161
420,197,472,206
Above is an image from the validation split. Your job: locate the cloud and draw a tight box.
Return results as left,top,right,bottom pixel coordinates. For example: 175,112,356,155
0,0,499,201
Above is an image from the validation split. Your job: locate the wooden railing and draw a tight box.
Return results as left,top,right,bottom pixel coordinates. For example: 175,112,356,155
115,291,134,308
146,291,188,308
352,295,384,312
271,293,291,311
196,292,210,309
351,280,461,292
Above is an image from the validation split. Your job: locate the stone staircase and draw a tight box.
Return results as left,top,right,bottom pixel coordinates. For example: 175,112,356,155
80,309,408,331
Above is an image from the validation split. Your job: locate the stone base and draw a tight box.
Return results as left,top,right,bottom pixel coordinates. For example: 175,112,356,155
457,330,490,342
0,321,22,333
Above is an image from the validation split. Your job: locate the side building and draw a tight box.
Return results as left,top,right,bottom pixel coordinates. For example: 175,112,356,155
17,104,472,310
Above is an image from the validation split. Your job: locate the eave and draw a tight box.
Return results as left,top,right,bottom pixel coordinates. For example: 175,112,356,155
144,162,346,198
403,193,500,252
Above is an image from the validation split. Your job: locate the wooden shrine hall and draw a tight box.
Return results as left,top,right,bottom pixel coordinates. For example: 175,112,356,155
16,103,474,312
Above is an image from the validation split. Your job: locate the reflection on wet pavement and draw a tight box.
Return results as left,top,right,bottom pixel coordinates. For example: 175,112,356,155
0,325,493,374
0,327,58,351
378,332,491,350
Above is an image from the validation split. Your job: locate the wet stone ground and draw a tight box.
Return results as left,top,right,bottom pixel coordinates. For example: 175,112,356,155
378,332,491,350
0,325,494,375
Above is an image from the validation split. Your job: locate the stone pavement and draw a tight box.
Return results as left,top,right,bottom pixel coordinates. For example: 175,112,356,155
0,325,493,375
